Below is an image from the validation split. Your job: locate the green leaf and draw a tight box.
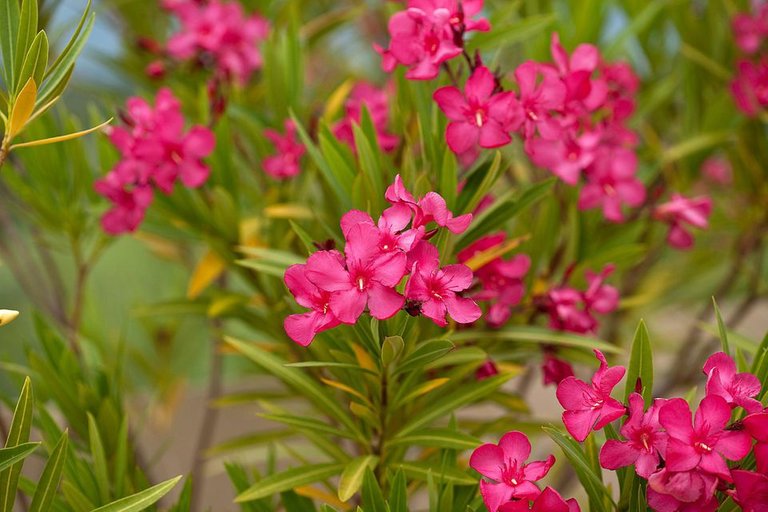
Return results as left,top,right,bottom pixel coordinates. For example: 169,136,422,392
396,373,512,437
396,462,476,486
29,431,68,512
236,464,344,503
624,320,654,406
660,131,733,165
451,326,620,353
387,429,481,451
395,339,455,376
605,0,670,59
0,443,39,473
712,298,730,355
352,113,384,212
259,413,359,441
361,468,386,512
337,456,378,502
388,469,407,512
87,414,110,504
225,337,364,441
467,13,555,51
16,31,47,96
0,0,21,91
91,475,182,512
0,376,34,512
14,0,37,90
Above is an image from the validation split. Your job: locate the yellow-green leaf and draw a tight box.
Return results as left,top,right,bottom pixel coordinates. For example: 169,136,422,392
338,456,379,502
10,117,111,149
187,250,226,299
7,78,36,139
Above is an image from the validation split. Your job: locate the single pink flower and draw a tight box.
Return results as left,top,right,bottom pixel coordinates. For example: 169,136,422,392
703,352,763,414
743,412,768,474
599,393,668,478
262,120,305,180
94,174,154,235
470,431,556,512
340,205,424,257
333,82,399,152
646,468,719,512
433,66,520,153
733,6,768,54
528,131,600,185
701,156,732,185
385,175,472,234
578,147,646,222
556,350,626,442
653,194,713,249
545,265,618,334
541,352,575,387
283,263,342,346
549,33,606,111
513,61,566,142
731,58,768,116
732,469,768,511
498,487,581,512
304,224,407,324
405,242,481,326
659,395,752,480
582,265,619,315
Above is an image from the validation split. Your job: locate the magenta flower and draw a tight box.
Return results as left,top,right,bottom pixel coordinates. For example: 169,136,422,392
549,33,606,111
732,5,768,54
457,233,530,327
599,393,667,478
164,0,269,85
701,156,732,185
374,0,488,80
546,265,618,334
262,120,305,180
433,66,520,153
732,469,768,511
541,352,575,387
405,242,481,326
653,194,713,249
475,359,499,381
498,487,581,512
743,412,768,474
646,468,719,512
703,352,763,414
95,88,215,235
283,263,341,346
659,395,752,480
305,224,406,324
556,350,626,442
731,58,768,116
333,82,399,152
528,132,600,185
513,61,566,142
469,431,556,512
578,147,646,222
385,175,472,234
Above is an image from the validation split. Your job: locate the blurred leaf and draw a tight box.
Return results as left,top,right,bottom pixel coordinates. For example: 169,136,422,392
91,475,182,512
468,13,555,51
87,414,110,504
624,320,654,406
394,339,455,376
10,117,111,149
661,131,733,165
29,431,67,512
712,298,730,356
388,469,407,512
451,326,620,353
187,250,226,299
0,0,20,91
387,429,481,451
0,443,39,473
337,456,378,502
361,468,386,512
396,462,476,486
8,77,35,139
16,30,46,96
236,464,344,503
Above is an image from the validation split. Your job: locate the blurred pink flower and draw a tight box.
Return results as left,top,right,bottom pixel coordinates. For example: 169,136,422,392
653,193,713,249
546,265,618,334
732,5,768,54
433,66,520,153
731,58,768,116
263,120,305,180
578,146,645,222
333,82,399,152
556,350,626,442
541,352,575,387
470,431,556,511
646,468,719,512
514,61,565,142
475,359,499,380
732,469,768,511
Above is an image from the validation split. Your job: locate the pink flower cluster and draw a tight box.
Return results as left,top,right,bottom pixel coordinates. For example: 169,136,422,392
432,34,645,222
262,120,305,180
333,82,399,153
375,0,490,80
653,193,713,250
457,233,531,327
95,88,215,234
543,265,619,334
553,349,768,511
731,3,768,116
470,431,579,512
283,175,480,346
161,0,269,85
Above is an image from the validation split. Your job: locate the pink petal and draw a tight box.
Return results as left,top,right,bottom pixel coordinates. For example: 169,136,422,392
694,395,731,432
523,455,555,481
663,438,699,472
556,377,592,410
366,282,404,320
284,311,324,346
433,86,467,120
183,126,216,158
469,443,505,480
563,409,599,442
329,288,367,324
466,66,496,103
599,440,638,470
446,122,479,154
532,487,571,512
305,251,351,292
498,431,532,462
340,210,375,236
659,398,694,441
714,430,752,461
479,481,514,512
421,298,448,326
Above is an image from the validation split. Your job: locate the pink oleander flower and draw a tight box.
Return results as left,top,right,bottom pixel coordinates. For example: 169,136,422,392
333,82,399,152
164,0,269,85
283,263,342,346
546,265,619,334
405,241,481,326
599,393,667,478
433,66,520,154
374,0,489,80
578,146,646,222
653,193,713,249
701,156,732,185
659,395,752,480
541,352,575,387
743,412,768,474
341,206,424,258
513,61,566,142
457,233,530,328
646,468,719,512
385,175,472,234
475,359,499,380
731,58,768,116
470,431,556,512
498,487,581,512
262,120,305,180
304,224,407,324
732,469,768,511
549,33,606,112
703,352,763,414
528,131,600,185
556,350,626,442
733,5,768,54
96,88,215,235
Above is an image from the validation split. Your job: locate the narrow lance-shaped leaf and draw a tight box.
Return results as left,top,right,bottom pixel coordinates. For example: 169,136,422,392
11,118,112,149
7,77,36,140
235,464,345,503
14,0,38,90
624,320,654,407
0,376,34,512
29,430,68,512
0,443,40,473
90,475,183,512
0,0,21,91
337,455,379,502
713,298,731,356
16,31,47,96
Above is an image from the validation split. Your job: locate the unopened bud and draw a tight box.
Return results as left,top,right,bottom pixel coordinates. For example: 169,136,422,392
0,310,20,327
